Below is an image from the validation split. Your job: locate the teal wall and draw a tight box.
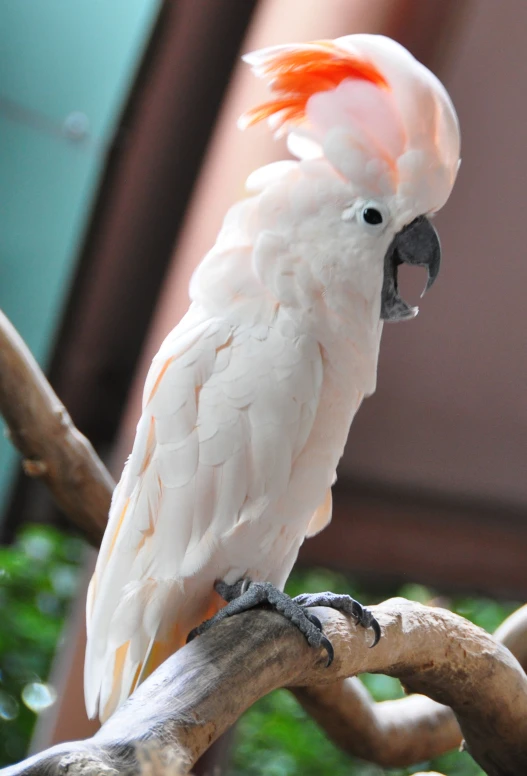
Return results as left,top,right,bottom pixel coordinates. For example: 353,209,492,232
0,0,161,520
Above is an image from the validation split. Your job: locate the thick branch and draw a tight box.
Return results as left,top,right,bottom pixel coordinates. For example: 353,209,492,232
494,603,527,671
300,606,527,767
293,606,527,768
0,310,113,545
293,679,459,767
2,600,527,776
292,601,527,768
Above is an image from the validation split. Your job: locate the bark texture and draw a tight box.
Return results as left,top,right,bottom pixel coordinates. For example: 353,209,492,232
292,603,527,770
0,310,114,545
1,600,527,776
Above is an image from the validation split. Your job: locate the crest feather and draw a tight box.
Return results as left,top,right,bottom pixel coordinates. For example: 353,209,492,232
239,41,388,132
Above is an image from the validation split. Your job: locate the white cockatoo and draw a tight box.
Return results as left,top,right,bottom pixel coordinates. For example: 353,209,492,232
85,34,460,722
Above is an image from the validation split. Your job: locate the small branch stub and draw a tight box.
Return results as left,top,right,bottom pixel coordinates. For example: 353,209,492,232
22,458,48,477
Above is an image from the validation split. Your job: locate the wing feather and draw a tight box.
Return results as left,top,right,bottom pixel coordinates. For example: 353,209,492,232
85,306,323,721
306,487,333,537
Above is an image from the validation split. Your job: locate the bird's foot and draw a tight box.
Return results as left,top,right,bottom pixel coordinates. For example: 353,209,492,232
293,591,381,648
187,580,380,666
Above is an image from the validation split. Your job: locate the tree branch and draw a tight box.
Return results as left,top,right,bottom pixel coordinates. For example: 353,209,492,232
2,600,527,776
292,601,527,769
293,679,459,767
0,310,113,545
494,603,527,671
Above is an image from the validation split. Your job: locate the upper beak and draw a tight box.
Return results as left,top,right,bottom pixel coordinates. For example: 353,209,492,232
381,215,441,322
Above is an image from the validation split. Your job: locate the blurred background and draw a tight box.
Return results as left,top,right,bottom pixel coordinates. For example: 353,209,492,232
0,1,526,773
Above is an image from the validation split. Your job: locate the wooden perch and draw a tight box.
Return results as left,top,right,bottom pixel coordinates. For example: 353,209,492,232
293,602,527,770
0,310,113,545
2,600,527,776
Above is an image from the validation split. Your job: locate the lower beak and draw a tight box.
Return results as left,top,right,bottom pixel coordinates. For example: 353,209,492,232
381,216,441,322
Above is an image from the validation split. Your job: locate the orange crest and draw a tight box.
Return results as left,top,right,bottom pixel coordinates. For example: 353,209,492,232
240,40,388,132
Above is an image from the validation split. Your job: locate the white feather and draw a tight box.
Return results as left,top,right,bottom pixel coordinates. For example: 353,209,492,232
85,308,327,721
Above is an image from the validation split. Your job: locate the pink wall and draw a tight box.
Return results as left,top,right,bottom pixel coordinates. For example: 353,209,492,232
346,0,527,506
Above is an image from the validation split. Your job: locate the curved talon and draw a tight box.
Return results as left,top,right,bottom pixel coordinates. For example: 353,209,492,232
321,635,334,667
240,578,252,595
369,617,381,648
186,628,198,644
355,606,381,647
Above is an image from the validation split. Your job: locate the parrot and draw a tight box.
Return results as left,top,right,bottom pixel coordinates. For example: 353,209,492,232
84,34,460,722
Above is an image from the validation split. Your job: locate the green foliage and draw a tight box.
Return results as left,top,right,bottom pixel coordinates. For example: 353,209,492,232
228,568,520,776
0,524,84,766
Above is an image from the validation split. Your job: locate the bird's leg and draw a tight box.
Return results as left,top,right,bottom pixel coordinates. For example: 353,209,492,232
187,580,380,666
187,579,334,662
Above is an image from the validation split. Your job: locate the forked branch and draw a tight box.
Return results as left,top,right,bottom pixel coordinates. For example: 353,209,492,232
293,601,527,769
2,600,527,776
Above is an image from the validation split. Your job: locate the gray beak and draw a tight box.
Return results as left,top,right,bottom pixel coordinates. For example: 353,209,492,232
381,215,441,322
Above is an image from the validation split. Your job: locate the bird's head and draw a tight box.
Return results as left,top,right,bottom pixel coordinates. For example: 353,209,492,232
240,35,460,321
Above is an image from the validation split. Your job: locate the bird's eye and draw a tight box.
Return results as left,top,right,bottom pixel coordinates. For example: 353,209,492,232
343,201,389,227
362,207,383,226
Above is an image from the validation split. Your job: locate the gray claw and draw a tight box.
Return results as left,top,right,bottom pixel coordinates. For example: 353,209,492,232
293,591,381,649
369,617,381,648
321,635,334,666
354,605,381,647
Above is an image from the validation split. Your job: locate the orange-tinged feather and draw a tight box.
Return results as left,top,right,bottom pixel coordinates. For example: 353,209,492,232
140,590,225,684
306,488,332,537
131,660,144,693
136,510,155,553
103,641,130,721
201,589,225,622
139,416,156,476
147,357,174,404
215,333,234,354
108,497,130,557
241,41,388,131
144,630,184,679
